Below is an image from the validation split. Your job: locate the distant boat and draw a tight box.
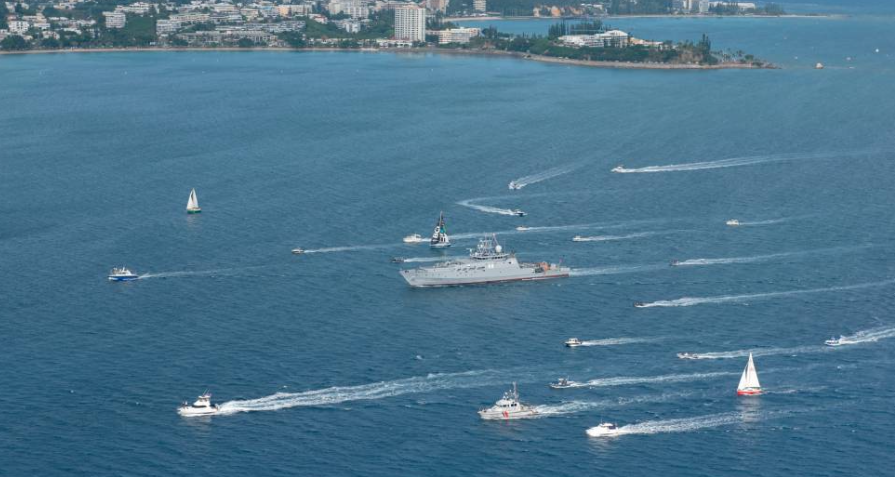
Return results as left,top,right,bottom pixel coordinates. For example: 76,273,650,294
549,377,577,389
478,383,538,420
516,226,530,231
511,209,527,217
611,165,625,173
186,188,201,214
670,259,680,266
565,337,583,347
815,62,825,69
430,212,451,249
178,391,220,417
572,235,586,242
825,336,844,346
677,352,698,360
108,266,139,281
736,352,762,396
508,181,522,190
403,234,423,244
726,219,740,226
391,257,405,263
633,302,647,308
291,248,305,255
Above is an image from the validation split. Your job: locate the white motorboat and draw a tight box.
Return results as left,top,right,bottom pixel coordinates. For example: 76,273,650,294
291,248,305,255
726,219,740,226
633,302,647,308
565,337,583,347
549,377,576,389
572,235,586,242
478,383,539,420
178,391,220,417
515,226,530,231
677,352,699,360
586,422,621,437
611,165,625,173
508,181,522,190
815,62,825,69
186,188,201,214
511,209,527,217
391,257,406,263
736,352,762,396
825,336,844,347
403,234,424,244
108,266,139,281
670,259,681,267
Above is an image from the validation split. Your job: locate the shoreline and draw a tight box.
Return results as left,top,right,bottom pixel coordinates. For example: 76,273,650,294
0,46,773,70
445,13,841,22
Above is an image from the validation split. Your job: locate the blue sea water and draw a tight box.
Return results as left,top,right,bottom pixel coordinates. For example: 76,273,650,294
2,11,895,477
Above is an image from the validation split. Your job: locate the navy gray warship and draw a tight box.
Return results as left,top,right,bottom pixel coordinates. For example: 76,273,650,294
399,235,569,287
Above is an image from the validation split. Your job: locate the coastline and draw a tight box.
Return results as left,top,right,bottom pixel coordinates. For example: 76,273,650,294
445,13,841,22
0,46,774,70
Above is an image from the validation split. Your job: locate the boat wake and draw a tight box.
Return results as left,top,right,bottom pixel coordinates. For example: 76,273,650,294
533,392,688,417
569,263,666,277
636,279,895,308
680,326,895,360
568,370,737,389
138,267,259,280
216,370,500,415
610,411,754,436
672,246,863,267
611,150,863,174
303,244,394,254
457,198,523,217
572,231,680,242
579,337,664,346
509,164,580,189
836,326,895,345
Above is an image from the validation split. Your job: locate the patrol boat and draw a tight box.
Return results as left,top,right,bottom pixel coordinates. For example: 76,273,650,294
478,383,539,420
108,266,139,281
400,235,569,287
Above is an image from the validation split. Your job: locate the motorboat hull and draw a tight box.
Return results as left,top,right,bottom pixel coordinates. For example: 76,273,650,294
108,275,139,282
587,428,621,437
178,407,220,417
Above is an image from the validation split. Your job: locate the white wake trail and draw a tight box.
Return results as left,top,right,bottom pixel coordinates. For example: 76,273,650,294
637,279,895,308
217,370,500,415
572,231,674,242
457,199,522,217
570,263,666,277
611,411,753,436
611,150,862,174
580,337,664,346
836,326,895,346
533,392,689,417
139,266,261,280
303,244,394,254
570,370,737,389
671,246,864,267
509,164,580,189
684,345,829,360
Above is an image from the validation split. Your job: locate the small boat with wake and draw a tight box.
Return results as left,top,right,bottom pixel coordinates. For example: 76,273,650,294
611,165,625,173
586,422,621,437
178,391,220,417
670,259,680,266
633,302,647,308
108,266,139,281
391,257,406,263
565,337,583,347
549,377,577,389
736,353,762,396
726,219,740,226
508,181,522,190
403,234,423,244
677,352,699,360
291,248,305,255
515,226,530,231
511,209,527,217
825,336,845,347
572,235,586,242
478,383,538,420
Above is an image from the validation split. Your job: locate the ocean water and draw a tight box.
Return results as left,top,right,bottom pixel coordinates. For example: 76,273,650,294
2,11,895,477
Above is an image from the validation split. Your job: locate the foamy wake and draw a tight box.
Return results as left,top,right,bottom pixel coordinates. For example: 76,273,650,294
571,231,666,242
609,411,754,436
457,199,523,217
533,392,689,418
579,337,664,346
636,279,895,308
139,267,258,280
568,370,737,389
509,164,580,189
680,326,895,360
570,264,666,277
450,218,670,241
835,326,895,345
671,246,863,267
611,150,861,174
303,244,394,254
217,370,499,415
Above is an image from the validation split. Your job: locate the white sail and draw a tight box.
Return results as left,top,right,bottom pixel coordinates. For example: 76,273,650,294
737,353,761,390
187,188,200,211
430,212,449,246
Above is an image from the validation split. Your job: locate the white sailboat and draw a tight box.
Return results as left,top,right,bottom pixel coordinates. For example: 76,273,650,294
186,188,201,214
736,352,762,396
430,212,450,248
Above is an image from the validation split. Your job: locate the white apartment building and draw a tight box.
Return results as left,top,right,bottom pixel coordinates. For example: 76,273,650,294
8,20,30,34
698,0,709,13
473,0,486,13
169,13,211,24
559,30,629,48
103,11,127,29
436,27,480,45
117,2,152,14
156,19,181,34
394,4,425,42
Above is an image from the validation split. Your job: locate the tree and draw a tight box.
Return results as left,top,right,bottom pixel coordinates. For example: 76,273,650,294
1,35,30,51
0,2,7,29
237,37,255,48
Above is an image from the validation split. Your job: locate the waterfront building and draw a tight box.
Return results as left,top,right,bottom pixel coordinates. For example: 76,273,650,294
103,11,127,29
334,18,362,33
426,0,449,14
156,19,181,35
698,0,709,13
559,30,629,48
473,0,486,13
435,27,481,45
169,13,211,24
394,3,425,42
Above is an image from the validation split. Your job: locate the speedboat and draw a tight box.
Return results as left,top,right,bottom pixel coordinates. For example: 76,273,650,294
291,248,305,255
633,302,647,308
403,234,423,244
726,219,740,226
515,226,530,231
815,62,824,69
572,235,586,242
177,391,220,417
565,337,583,347
586,422,621,437
825,336,844,346
108,266,139,281
512,209,526,217
391,257,406,263
478,383,539,420
549,377,576,389
611,165,625,173
508,181,522,190
670,259,680,266
677,352,699,360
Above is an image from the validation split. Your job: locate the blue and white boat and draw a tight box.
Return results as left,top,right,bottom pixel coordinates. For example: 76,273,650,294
108,266,139,281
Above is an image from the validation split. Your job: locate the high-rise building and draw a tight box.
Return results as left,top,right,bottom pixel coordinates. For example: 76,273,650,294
473,0,486,12
427,0,449,14
394,4,426,42
103,11,127,29
698,0,710,13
